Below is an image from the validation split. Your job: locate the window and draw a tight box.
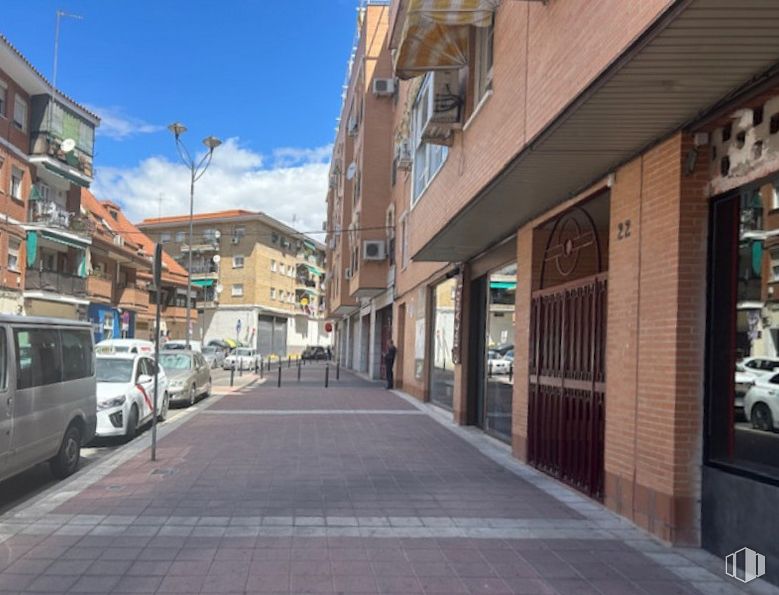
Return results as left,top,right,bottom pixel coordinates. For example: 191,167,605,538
12,95,27,131
0,81,6,117
10,167,23,200
270,287,276,300
411,75,448,203
175,231,186,243
233,226,245,240
160,232,171,243
7,237,20,272
231,284,244,297
288,265,295,277
708,181,779,481
61,329,94,381
270,259,277,272
233,255,244,268
14,328,61,389
473,20,495,105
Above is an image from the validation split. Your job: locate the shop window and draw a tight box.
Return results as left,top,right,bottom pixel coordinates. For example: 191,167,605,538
708,181,779,481
232,284,244,297
430,277,458,410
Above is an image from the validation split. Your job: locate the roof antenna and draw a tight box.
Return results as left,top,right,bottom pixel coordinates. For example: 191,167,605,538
50,10,83,131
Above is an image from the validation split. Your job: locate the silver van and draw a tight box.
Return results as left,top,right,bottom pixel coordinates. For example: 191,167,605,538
0,315,97,483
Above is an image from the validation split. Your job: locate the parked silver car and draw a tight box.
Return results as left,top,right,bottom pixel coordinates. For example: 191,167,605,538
158,351,211,406
0,316,97,483
201,345,225,369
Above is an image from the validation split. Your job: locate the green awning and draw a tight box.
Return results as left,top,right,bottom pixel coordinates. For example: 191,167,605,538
303,240,316,251
28,186,43,201
40,230,89,249
192,279,215,287
303,263,324,276
490,281,517,290
296,288,319,297
26,231,38,267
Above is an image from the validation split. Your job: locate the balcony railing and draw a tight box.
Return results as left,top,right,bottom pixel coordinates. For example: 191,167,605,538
118,284,150,311
25,268,86,297
87,273,113,301
29,200,95,238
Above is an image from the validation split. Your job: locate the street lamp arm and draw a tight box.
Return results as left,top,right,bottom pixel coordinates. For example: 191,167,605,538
193,150,215,183
174,137,195,169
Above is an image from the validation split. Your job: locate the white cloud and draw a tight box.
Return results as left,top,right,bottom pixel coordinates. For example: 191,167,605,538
84,104,163,140
92,138,331,234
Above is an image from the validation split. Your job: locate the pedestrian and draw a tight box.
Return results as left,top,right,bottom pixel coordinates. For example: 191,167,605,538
384,339,397,390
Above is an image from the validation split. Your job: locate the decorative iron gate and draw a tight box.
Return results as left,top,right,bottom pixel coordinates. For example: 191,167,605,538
528,273,607,499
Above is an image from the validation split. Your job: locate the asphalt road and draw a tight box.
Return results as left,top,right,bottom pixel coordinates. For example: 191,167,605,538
0,367,235,516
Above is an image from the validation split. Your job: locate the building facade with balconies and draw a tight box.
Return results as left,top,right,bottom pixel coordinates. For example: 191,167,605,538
138,210,329,356
0,35,100,320
322,0,779,580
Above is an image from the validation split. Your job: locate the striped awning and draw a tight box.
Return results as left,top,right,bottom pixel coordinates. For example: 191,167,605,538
394,0,500,80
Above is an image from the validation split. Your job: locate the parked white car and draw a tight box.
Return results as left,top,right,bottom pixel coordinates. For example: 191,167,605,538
487,350,511,375
95,353,169,439
737,357,779,379
744,373,779,432
223,347,260,370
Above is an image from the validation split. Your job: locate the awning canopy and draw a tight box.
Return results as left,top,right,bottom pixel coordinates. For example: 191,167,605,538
40,230,89,249
490,281,516,290
224,338,238,348
394,0,499,80
301,263,324,276
43,162,89,188
192,279,215,287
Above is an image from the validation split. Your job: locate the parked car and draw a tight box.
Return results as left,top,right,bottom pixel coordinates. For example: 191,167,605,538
0,316,97,483
201,345,225,369
159,351,211,406
487,350,511,375
301,346,328,360
163,339,203,352
743,373,779,432
737,356,779,380
735,370,755,413
502,349,514,364
207,339,232,352
95,338,154,355
224,347,260,370
96,353,168,439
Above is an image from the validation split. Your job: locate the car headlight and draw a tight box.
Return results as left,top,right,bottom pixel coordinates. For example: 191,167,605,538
98,395,126,410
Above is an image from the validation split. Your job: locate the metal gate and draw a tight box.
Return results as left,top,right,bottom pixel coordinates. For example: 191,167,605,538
528,273,607,499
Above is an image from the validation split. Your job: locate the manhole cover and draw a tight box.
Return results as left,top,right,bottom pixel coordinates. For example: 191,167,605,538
150,468,177,477
106,485,124,492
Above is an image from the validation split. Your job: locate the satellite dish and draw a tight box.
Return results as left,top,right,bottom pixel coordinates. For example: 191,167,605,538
216,284,224,294
212,255,221,264
61,138,76,153
346,162,357,180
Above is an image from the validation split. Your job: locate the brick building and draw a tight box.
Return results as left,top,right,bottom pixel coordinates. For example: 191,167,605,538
138,210,329,355
325,0,779,581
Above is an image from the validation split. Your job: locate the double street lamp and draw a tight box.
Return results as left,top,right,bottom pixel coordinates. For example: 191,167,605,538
167,122,222,348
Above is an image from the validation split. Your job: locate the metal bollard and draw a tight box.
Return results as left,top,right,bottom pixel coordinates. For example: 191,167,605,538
325,364,329,388
260,359,264,379
277,365,282,388
336,360,340,381
230,366,235,387
508,363,513,383
297,361,301,382
288,356,291,369
239,361,243,377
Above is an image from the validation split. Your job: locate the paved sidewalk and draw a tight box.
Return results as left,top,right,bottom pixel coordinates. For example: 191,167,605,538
0,365,774,594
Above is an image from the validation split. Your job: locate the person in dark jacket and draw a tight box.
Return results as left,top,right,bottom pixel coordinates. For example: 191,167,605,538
384,339,397,389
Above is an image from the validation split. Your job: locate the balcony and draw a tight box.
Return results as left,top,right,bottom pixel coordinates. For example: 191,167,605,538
190,263,219,279
25,269,86,297
87,273,113,301
181,241,219,253
29,96,97,186
163,305,198,322
118,284,150,312
29,200,95,238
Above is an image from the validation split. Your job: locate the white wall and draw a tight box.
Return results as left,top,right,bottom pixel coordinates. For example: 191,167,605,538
287,315,332,354
203,307,258,346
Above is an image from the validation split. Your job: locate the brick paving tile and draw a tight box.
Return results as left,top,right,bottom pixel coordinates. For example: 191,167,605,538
0,372,771,595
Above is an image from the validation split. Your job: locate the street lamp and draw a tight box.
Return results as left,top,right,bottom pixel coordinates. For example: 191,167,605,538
168,122,222,348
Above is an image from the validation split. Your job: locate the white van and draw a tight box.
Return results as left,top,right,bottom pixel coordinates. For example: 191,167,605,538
95,338,154,355
0,316,97,483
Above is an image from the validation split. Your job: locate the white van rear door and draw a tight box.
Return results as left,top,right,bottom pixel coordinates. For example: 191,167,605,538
0,327,11,472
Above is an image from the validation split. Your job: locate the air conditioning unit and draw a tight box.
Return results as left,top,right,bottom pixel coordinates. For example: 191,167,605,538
344,267,353,280
372,78,395,97
420,69,462,146
363,240,386,261
395,139,413,170
347,114,358,137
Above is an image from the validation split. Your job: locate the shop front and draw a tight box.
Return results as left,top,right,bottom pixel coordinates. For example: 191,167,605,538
87,303,135,343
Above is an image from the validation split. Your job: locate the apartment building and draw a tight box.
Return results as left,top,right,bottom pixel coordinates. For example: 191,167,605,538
324,0,779,580
0,35,100,319
138,210,329,356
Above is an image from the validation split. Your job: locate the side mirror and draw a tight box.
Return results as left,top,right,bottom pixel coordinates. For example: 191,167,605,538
137,374,153,385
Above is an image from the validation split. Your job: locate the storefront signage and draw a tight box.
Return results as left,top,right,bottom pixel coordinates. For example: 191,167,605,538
451,269,463,365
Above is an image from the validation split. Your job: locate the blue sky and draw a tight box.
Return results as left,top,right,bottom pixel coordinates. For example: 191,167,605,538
4,0,362,229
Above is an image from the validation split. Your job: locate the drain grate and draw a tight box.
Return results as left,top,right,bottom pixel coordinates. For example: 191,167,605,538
106,485,124,492
150,468,177,477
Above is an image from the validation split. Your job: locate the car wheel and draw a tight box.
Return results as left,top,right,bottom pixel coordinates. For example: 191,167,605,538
188,384,196,407
50,423,82,479
751,403,774,431
125,404,139,440
157,392,170,422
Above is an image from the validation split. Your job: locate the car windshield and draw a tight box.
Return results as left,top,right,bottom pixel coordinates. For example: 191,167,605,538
160,354,192,370
202,346,217,354
236,349,251,356
96,358,134,383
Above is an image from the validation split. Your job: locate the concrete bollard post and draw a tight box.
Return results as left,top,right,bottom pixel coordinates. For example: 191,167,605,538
336,360,340,381
325,364,329,388
230,366,235,387
277,365,282,388
297,361,301,382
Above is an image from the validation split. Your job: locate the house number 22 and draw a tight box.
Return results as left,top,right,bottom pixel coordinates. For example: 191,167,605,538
617,220,632,240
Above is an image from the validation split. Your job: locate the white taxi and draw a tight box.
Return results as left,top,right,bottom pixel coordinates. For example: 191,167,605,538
95,353,169,439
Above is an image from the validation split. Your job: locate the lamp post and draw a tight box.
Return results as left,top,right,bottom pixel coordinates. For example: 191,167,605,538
168,122,222,348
